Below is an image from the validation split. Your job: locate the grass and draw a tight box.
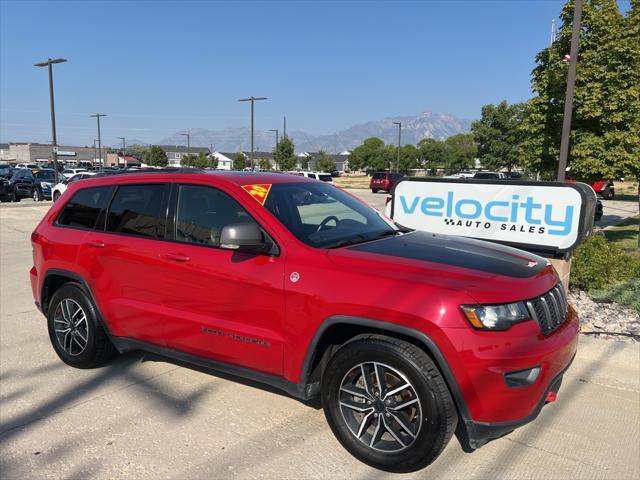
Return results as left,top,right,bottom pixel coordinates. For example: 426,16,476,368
603,215,639,255
333,175,372,189
614,180,639,202
590,278,640,313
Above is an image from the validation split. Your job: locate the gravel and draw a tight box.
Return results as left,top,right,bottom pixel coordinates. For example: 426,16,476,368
569,289,640,343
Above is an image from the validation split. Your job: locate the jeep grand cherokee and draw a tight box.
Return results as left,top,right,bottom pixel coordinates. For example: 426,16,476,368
30,169,578,472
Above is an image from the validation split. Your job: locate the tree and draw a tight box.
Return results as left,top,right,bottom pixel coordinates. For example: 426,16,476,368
275,136,296,171
233,152,247,170
471,101,527,172
127,144,148,162
417,138,446,173
398,144,419,174
349,137,387,172
192,152,215,169
520,0,640,181
258,157,271,170
443,134,477,172
181,154,196,167
316,150,336,173
144,145,168,167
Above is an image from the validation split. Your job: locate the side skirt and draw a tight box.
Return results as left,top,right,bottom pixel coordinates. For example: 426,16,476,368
110,336,313,401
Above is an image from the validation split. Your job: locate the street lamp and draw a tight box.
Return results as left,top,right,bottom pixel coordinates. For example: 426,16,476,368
117,137,126,167
392,121,402,173
90,113,106,168
93,139,97,165
269,128,279,170
34,57,67,184
180,132,190,166
238,96,267,169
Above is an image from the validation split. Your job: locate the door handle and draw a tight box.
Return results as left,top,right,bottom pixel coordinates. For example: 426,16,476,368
165,253,190,262
86,240,105,248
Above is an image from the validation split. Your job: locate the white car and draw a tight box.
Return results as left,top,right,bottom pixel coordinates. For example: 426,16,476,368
52,171,98,202
61,168,88,179
15,163,39,169
298,171,334,183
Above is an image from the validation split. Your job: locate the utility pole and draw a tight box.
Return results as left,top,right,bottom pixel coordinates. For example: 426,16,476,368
550,19,556,47
557,0,582,182
238,96,267,170
93,139,97,165
34,57,67,184
269,129,279,170
180,132,190,167
283,115,287,138
392,121,402,173
90,113,106,168
117,136,126,167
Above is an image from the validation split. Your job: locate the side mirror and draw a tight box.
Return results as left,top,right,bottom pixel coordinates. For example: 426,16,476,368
220,222,267,254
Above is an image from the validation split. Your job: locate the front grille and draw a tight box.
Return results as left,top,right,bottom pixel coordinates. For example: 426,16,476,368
526,284,569,335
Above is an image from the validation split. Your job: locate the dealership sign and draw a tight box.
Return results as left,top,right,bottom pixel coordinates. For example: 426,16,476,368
388,178,597,255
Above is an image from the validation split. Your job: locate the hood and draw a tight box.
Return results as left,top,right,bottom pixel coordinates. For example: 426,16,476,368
348,231,547,278
327,231,557,304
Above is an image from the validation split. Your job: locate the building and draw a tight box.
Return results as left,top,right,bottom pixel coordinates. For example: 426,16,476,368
0,143,10,162
304,152,351,172
2,143,101,165
106,153,142,168
212,152,234,170
158,145,211,167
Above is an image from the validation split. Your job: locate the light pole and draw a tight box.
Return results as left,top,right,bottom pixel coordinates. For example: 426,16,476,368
93,139,97,165
557,0,582,182
238,96,267,169
34,57,67,184
392,121,402,173
180,132,190,166
117,136,126,167
90,113,106,168
269,128,279,170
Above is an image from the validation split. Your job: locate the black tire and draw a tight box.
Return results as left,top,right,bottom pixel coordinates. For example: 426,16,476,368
47,283,116,369
53,191,61,202
372,188,378,194
32,188,41,202
13,194,20,202
321,335,457,472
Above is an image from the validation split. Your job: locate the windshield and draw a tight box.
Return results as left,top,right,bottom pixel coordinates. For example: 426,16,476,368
34,170,55,180
264,182,397,248
318,174,332,182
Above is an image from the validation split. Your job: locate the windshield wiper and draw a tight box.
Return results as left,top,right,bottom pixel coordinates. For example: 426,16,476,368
326,230,399,249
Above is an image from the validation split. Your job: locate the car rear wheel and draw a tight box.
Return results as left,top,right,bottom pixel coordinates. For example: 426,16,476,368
602,187,614,200
53,191,61,202
32,188,41,202
47,283,116,369
372,188,379,193
321,335,457,472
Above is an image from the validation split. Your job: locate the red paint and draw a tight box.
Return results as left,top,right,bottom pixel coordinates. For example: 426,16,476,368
31,171,578,427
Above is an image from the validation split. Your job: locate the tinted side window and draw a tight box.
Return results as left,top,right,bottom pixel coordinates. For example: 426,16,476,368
175,185,252,246
57,186,112,229
106,184,166,238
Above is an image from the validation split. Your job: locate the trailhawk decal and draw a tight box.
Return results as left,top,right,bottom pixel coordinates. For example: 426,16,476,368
389,180,593,252
242,184,272,206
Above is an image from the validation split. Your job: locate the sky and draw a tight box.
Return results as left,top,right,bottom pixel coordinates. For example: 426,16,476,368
0,0,629,146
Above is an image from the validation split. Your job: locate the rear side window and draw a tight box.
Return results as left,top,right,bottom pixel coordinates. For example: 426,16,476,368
106,184,166,238
372,173,384,179
57,186,112,229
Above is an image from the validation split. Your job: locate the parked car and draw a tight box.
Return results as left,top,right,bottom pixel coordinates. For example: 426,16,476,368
15,163,39,169
30,170,578,472
298,171,333,183
0,178,17,202
473,171,508,180
52,171,98,202
1,167,18,180
11,168,56,201
61,168,88,179
370,172,402,193
0,163,12,177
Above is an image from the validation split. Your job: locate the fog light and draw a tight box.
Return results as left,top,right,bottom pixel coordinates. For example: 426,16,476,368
504,366,541,388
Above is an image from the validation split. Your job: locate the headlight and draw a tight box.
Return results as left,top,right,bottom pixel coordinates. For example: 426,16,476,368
41,182,52,188
461,302,530,330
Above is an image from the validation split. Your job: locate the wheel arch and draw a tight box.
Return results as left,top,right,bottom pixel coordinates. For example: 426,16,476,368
42,269,96,318
300,315,474,443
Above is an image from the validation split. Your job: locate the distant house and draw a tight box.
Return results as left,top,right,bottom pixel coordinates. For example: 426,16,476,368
106,153,142,168
158,145,211,167
305,152,351,172
212,152,234,170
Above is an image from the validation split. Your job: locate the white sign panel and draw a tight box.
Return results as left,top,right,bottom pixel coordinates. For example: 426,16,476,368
389,179,594,253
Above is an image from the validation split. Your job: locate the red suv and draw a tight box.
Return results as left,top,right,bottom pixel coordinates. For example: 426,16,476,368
370,172,402,193
30,170,578,472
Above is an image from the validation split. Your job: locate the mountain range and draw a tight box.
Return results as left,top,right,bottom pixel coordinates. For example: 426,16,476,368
151,110,471,153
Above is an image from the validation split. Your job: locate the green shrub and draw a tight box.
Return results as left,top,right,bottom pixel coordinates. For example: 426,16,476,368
590,278,640,313
570,233,640,291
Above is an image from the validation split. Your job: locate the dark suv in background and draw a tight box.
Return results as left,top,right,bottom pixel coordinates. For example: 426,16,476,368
11,168,56,201
370,172,403,193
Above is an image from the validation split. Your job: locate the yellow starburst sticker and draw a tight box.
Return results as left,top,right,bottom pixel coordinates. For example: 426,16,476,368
241,184,272,206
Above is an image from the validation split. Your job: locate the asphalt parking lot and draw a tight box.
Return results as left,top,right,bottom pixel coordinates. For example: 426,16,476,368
1,202,639,479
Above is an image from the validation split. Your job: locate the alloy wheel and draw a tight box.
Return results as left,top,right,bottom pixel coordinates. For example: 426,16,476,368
53,299,89,356
338,361,422,453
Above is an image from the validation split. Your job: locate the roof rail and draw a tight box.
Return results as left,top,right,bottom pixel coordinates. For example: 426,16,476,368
93,167,204,177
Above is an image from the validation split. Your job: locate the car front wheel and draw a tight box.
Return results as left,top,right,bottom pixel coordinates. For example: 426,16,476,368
53,191,61,202
32,188,41,202
321,335,457,472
